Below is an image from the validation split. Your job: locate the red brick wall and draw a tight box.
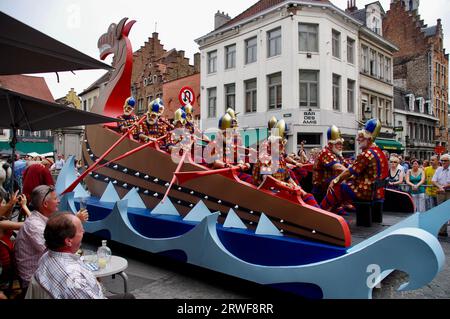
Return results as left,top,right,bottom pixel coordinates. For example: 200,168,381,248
383,1,429,60
162,73,200,120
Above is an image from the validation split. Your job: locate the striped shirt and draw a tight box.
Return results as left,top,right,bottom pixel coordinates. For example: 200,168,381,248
35,251,105,299
14,210,48,284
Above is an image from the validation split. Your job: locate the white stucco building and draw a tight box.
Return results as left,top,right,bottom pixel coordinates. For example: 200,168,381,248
196,1,363,154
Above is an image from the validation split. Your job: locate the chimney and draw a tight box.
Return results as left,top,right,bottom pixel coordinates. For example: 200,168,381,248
152,32,159,40
346,0,358,13
215,10,231,29
194,53,200,73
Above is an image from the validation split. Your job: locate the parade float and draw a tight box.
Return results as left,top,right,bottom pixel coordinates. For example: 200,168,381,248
55,18,450,299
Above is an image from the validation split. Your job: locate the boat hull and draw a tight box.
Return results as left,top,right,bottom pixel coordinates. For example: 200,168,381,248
83,124,351,247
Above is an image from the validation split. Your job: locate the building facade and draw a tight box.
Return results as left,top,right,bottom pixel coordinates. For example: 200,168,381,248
131,32,200,116
383,0,449,152
54,88,84,160
346,1,400,153
196,0,364,155
393,87,438,159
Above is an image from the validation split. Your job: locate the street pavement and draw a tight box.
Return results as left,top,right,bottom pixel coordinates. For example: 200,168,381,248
82,234,450,300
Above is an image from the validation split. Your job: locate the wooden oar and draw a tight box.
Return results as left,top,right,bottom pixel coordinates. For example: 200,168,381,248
62,115,147,195
92,134,168,172
161,141,194,203
175,166,241,185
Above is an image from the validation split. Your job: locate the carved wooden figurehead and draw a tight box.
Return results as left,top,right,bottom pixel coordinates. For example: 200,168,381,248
91,18,136,119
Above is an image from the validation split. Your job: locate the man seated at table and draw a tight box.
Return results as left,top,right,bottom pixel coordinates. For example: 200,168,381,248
320,119,388,216
32,213,134,299
14,185,88,289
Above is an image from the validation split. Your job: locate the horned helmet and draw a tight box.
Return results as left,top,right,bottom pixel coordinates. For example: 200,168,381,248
182,103,194,124
123,97,136,116
146,98,165,125
358,118,382,142
327,125,344,145
173,108,187,128
226,108,239,129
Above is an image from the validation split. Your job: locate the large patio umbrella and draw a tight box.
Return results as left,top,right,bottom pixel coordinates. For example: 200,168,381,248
0,11,111,75
0,87,120,191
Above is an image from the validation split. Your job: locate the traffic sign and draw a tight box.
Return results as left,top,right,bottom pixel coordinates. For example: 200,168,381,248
178,86,196,106
435,146,446,155
394,126,404,132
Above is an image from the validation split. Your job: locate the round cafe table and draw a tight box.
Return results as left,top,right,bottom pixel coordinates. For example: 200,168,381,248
92,256,129,293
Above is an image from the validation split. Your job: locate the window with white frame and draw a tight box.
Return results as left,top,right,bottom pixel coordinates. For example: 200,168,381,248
299,70,319,108
225,83,236,110
347,79,355,113
207,87,217,118
385,57,391,82
332,74,341,111
386,100,392,126
378,98,385,124
207,50,217,74
267,27,282,58
378,53,384,79
361,45,369,73
370,49,378,77
245,37,257,64
347,38,355,64
299,23,318,52
268,73,282,110
225,44,236,69
245,79,257,113
332,30,341,59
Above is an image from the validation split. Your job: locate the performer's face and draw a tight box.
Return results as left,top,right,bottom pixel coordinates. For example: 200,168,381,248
124,106,133,116
147,113,158,125
357,134,369,150
332,141,343,155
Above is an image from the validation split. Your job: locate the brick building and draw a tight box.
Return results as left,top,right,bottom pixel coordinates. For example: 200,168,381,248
131,32,200,116
383,0,449,152
162,73,201,120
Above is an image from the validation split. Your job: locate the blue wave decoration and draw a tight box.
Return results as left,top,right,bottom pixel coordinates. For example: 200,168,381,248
57,152,446,299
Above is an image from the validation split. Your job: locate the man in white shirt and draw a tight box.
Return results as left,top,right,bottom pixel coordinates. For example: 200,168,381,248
52,154,65,171
432,153,450,236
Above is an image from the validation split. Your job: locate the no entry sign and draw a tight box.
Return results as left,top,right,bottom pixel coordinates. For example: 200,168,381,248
178,86,196,106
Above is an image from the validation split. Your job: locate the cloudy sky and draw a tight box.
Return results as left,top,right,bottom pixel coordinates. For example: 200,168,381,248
1,0,449,99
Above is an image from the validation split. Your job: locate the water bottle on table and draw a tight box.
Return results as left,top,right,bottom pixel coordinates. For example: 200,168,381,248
97,240,111,269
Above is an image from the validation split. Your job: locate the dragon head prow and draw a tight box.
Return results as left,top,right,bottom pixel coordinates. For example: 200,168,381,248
98,17,136,60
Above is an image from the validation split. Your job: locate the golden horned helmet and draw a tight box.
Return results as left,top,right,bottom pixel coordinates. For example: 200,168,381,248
226,108,239,128
218,113,233,131
327,125,344,144
359,118,382,141
123,97,136,114
173,108,187,126
268,116,278,130
148,98,165,116
183,103,194,122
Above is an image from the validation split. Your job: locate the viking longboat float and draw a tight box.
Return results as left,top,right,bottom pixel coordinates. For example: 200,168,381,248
56,18,450,299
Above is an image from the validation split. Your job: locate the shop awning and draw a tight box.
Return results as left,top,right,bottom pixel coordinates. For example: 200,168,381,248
0,141,54,155
375,139,405,152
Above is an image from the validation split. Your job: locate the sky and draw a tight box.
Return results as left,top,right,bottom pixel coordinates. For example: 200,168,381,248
1,0,449,100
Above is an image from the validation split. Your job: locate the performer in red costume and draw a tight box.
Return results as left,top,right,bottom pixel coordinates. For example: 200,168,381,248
165,108,190,153
321,119,388,216
312,125,348,204
212,113,250,168
253,120,319,207
117,97,139,139
138,98,169,145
